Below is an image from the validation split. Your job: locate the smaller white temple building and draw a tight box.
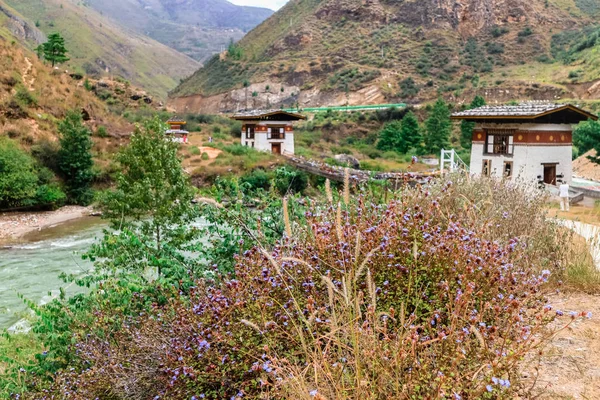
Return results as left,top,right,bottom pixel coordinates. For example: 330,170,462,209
166,117,189,144
452,102,597,185
231,110,306,155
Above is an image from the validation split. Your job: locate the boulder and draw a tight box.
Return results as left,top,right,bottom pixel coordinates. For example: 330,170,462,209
334,154,360,169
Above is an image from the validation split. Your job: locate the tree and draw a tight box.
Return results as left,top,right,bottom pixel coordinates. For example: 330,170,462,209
573,119,600,163
376,120,402,152
57,111,94,205
91,118,200,278
424,98,452,155
460,95,486,149
399,111,422,153
42,33,70,67
0,138,38,209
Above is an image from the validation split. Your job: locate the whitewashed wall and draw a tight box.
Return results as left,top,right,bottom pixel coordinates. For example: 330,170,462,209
469,123,573,184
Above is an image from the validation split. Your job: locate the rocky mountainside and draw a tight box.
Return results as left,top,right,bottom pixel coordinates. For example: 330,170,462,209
0,0,200,98
82,0,274,62
169,0,600,113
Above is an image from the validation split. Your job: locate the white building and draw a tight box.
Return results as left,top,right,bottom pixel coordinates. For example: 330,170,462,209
231,110,306,155
452,103,597,185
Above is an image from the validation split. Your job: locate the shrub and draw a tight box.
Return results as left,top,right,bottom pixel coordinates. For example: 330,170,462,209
491,25,509,38
189,146,201,156
240,169,272,193
0,137,39,208
15,86,38,107
518,26,533,37
42,177,584,399
95,126,108,138
274,166,308,195
201,152,210,161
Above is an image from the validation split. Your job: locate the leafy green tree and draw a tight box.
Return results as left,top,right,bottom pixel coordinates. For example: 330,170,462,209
42,33,70,67
90,118,200,278
424,98,452,154
376,120,402,152
398,111,422,153
0,138,38,209
460,95,486,149
57,111,94,205
573,119,600,163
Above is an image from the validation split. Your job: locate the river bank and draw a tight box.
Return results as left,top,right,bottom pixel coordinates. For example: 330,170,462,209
0,206,94,246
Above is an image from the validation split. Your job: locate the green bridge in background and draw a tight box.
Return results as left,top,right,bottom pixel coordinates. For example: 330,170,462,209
282,103,408,113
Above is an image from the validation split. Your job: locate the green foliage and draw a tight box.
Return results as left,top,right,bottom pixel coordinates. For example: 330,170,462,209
573,119,600,163
95,126,108,138
398,111,422,153
376,112,422,154
486,42,505,54
462,38,493,73
239,169,272,193
91,117,201,278
0,138,39,209
460,95,486,149
83,78,92,91
424,98,452,155
574,0,600,15
227,38,244,60
15,86,38,106
518,26,533,38
491,25,509,38
327,68,381,91
274,166,308,195
399,77,419,98
57,111,94,205
41,32,70,67
376,120,402,152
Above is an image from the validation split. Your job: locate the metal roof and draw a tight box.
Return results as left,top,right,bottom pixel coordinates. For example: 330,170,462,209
167,116,186,123
231,109,306,120
451,102,597,121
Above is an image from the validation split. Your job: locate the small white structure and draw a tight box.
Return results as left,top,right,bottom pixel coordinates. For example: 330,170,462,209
231,110,306,155
166,117,189,144
452,103,597,185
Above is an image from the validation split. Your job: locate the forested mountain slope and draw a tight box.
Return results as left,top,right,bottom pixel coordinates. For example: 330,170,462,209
170,0,600,113
0,0,200,98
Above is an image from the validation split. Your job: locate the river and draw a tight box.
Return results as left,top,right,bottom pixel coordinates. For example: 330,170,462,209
0,217,106,330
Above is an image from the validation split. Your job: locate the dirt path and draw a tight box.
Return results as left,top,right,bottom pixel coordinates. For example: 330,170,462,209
533,292,600,399
22,57,35,90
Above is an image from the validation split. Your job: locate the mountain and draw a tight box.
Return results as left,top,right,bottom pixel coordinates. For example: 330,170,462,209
0,0,200,98
169,0,600,113
81,0,274,62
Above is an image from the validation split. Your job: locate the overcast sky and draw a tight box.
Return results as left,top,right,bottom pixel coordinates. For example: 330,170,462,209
229,0,288,10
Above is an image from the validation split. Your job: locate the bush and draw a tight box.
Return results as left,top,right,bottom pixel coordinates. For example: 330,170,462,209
95,126,108,138
189,146,201,156
15,86,38,106
201,152,210,161
491,25,509,38
42,177,583,399
0,138,39,208
518,26,533,37
240,169,272,193
274,166,308,195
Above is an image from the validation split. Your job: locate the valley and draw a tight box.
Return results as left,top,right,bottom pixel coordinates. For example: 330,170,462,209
2,0,600,399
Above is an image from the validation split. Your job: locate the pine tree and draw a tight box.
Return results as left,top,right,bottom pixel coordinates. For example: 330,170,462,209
460,95,486,149
376,120,402,152
424,98,452,155
58,111,94,205
42,33,70,67
398,111,422,153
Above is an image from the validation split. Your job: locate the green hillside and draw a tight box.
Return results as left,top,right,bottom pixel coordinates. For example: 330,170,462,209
1,0,200,98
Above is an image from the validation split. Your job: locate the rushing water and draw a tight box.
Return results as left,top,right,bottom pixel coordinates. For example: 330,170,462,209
0,217,107,330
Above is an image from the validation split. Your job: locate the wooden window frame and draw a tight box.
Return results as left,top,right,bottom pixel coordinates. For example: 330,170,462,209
267,126,286,140
482,159,492,177
503,161,513,178
484,129,514,155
